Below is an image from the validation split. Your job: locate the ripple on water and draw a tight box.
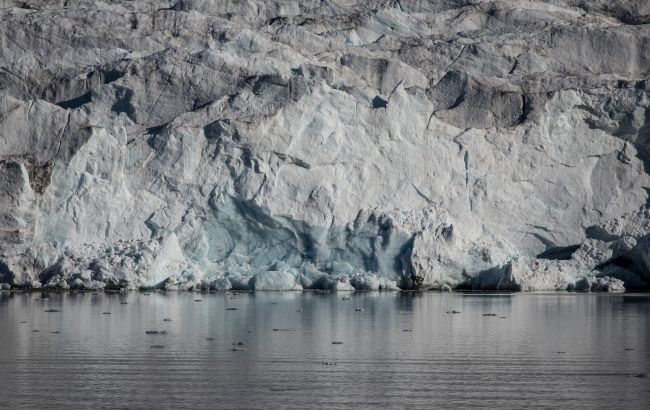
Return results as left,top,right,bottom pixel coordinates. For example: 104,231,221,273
0,292,648,409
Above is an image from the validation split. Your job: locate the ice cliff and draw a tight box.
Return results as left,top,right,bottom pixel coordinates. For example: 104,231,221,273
1,0,650,291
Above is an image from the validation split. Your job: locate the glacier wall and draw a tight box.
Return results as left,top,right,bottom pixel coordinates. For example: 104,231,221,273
1,0,650,291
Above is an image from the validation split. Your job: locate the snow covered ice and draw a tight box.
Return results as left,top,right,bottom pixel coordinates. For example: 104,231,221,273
0,0,650,291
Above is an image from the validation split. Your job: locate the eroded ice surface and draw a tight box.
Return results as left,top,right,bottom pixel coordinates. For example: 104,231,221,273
1,1,650,290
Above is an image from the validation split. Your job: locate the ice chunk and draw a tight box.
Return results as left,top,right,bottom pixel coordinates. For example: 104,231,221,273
251,270,301,291
570,276,625,293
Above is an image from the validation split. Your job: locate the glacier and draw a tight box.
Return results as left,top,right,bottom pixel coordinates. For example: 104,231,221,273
1,0,650,291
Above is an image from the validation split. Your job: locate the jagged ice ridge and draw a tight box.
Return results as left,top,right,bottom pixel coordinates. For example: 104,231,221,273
1,0,650,291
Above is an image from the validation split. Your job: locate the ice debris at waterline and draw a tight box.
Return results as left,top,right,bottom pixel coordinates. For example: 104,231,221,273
1,1,650,292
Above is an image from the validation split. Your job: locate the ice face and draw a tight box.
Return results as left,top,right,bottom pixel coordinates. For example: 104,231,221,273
1,1,650,291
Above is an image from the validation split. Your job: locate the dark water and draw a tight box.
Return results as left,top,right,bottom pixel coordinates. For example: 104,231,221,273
0,291,648,409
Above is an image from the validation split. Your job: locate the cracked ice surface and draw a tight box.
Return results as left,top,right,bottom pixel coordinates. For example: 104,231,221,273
1,0,650,291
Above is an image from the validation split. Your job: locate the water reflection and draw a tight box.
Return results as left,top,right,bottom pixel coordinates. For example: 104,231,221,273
0,291,648,409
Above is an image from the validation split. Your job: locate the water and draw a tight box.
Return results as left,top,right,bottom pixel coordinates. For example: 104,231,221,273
0,291,648,409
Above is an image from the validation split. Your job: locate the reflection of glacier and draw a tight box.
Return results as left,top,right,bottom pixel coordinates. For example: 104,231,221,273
1,0,650,291
1,291,647,409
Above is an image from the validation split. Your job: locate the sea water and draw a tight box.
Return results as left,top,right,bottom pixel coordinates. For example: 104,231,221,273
0,291,648,409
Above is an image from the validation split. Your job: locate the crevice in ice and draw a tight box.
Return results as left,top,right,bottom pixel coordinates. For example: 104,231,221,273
371,95,388,108
537,244,580,260
529,232,556,249
595,255,635,271
0,261,13,284
102,69,124,84
110,86,136,122
411,183,434,204
55,92,92,110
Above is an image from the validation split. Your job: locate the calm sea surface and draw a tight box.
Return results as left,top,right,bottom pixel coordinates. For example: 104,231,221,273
0,291,648,409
